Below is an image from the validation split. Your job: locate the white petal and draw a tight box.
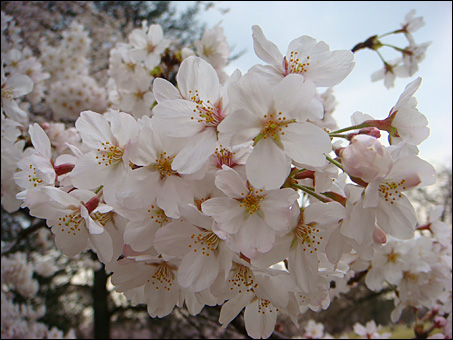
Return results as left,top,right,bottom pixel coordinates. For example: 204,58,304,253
219,292,255,327
280,122,331,167
178,248,219,292
201,198,244,234
217,109,262,146
172,128,217,174
177,56,220,101
244,299,278,339
153,77,181,102
28,123,51,159
246,138,291,190
76,111,114,147
260,189,299,231
273,74,315,120
71,152,109,190
153,220,198,257
376,194,416,239
251,25,283,68
90,230,114,263
152,100,204,137
108,110,139,147
228,72,273,118
214,166,248,198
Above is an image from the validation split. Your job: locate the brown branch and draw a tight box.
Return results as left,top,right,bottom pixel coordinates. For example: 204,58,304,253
1,218,48,256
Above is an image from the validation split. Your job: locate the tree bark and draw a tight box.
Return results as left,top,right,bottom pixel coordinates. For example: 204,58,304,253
93,262,110,339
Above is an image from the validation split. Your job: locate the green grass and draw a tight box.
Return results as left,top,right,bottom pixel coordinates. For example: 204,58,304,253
344,323,443,339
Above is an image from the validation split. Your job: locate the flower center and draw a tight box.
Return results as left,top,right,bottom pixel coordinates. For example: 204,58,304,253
253,111,294,147
379,179,407,205
228,264,258,294
1,84,14,101
148,262,175,291
147,204,169,224
58,211,84,236
214,146,236,169
239,185,265,215
294,223,322,253
153,152,177,178
188,90,223,127
257,298,279,314
92,211,114,227
27,164,44,187
96,141,124,167
188,230,220,257
287,52,310,75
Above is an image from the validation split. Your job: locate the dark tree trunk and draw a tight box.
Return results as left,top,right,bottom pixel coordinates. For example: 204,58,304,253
93,262,110,339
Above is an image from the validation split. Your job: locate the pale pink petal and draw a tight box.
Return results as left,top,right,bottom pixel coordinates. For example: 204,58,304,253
152,99,205,137
53,224,89,258
71,152,109,190
8,73,33,97
289,245,321,293
228,72,273,118
236,214,275,257
219,291,255,327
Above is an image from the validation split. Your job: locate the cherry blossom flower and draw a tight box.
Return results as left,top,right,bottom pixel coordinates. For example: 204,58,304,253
361,147,436,238
201,165,299,259
14,123,55,199
216,259,294,339
218,72,332,190
70,109,139,205
23,187,121,263
110,255,181,318
250,25,354,88
353,320,391,339
376,77,429,145
1,63,33,124
128,23,170,70
120,116,194,219
116,63,154,118
153,204,235,292
193,24,230,84
152,56,226,175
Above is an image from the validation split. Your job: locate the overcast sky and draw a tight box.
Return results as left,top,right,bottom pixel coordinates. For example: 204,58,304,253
175,1,452,169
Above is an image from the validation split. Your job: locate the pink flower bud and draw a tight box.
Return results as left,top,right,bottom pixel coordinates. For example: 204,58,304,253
340,135,393,183
358,127,381,139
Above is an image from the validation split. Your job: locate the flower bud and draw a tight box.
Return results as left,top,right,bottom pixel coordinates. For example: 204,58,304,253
340,135,393,183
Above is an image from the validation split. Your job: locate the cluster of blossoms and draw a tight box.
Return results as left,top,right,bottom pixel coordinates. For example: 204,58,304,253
1,8,451,339
353,9,431,89
1,245,76,338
